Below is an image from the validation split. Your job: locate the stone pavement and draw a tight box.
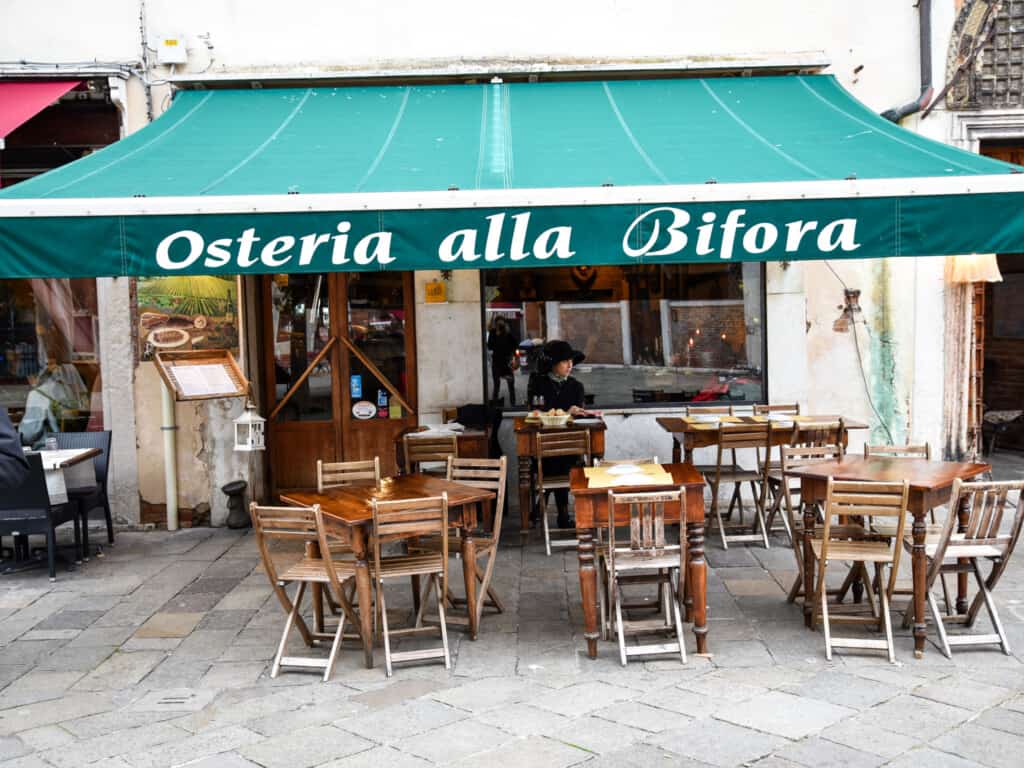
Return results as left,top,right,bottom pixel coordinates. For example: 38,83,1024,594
1,468,1023,767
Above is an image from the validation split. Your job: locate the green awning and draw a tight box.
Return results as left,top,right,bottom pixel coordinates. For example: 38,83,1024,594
1,75,1022,277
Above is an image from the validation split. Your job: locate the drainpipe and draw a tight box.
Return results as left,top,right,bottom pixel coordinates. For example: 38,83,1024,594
161,381,179,531
881,0,933,123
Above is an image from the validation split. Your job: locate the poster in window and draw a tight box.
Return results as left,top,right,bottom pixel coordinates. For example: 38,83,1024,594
137,276,240,360
993,274,1024,339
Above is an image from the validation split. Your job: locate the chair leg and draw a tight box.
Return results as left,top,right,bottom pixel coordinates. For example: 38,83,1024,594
713,488,729,550
598,566,608,641
928,590,952,658
542,499,552,557
414,576,433,628
323,586,347,682
787,573,802,603
877,564,896,665
46,528,57,582
272,581,306,678
72,514,82,565
820,583,832,661
104,498,115,544
435,575,452,670
671,568,687,664
81,508,90,561
753,482,770,549
378,579,393,677
973,558,1012,655
614,582,627,667
475,550,500,626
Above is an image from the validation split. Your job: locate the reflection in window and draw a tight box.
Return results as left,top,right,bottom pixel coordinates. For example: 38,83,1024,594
271,274,333,421
483,264,765,407
347,273,407,418
0,278,103,445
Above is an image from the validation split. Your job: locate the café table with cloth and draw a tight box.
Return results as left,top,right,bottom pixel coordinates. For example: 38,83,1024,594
282,473,495,668
786,456,991,658
570,462,708,657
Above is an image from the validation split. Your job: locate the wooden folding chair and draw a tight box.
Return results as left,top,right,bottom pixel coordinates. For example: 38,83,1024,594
536,430,591,556
403,434,458,475
250,503,356,681
902,479,1024,657
371,494,451,676
810,479,910,664
704,423,772,549
317,457,381,491
754,403,800,415
606,488,687,666
411,457,508,631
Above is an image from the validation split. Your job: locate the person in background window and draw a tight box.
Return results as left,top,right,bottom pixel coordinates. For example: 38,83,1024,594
0,407,29,489
487,317,519,406
529,339,587,528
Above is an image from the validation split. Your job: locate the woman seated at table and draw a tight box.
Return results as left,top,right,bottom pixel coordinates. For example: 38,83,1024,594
528,340,587,528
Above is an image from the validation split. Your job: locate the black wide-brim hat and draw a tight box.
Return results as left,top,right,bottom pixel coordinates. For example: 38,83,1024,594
543,339,586,366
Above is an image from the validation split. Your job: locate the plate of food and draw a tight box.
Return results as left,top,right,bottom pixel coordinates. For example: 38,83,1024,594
539,408,571,427
606,463,641,475
688,414,721,423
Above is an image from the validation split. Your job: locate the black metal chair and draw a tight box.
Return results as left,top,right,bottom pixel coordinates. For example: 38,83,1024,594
0,453,79,580
46,431,113,555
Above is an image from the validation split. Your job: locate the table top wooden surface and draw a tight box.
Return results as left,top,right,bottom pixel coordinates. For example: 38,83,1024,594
785,457,992,491
514,417,607,434
280,474,495,526
34,447,101,470
656,414,870,434
569,462,705,496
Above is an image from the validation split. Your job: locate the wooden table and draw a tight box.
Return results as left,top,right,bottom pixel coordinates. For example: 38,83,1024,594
786,457,991,658
514,417,606,538
281,474,495,668
656,414,869,463
570,462,708,658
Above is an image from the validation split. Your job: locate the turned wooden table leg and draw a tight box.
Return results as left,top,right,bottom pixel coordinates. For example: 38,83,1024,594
682,523,693,623
350,527,375,669
687,520,708,654
578,528,599,659
672,436,681,464
912,511,928,658
518,456,532,543
803,498,817,629
462,533,480,640
956,492,971,615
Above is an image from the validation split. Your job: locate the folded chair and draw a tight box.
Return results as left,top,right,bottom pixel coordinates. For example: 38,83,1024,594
403,434,458,476
371,494,452,676
606,488,687,666
536,430,591,556
901,479,1024,657
704,423,771,549
250,503,356,681
810,479,910,664
412,457,508,632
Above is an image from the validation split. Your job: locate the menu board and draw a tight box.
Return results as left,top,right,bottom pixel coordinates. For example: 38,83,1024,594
154,349,249,402
173,364,239,398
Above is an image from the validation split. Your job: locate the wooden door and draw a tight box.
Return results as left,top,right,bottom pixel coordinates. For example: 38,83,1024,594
261,272,417,495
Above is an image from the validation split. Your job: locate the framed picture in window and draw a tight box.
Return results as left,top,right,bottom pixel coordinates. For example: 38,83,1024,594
993,273,1024,339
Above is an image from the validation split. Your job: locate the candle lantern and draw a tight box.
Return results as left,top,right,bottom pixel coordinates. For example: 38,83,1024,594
233,402,266,452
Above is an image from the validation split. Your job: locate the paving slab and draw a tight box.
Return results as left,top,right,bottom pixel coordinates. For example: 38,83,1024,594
882,747,987,768
397,720,513,763
319,745,432,768
239,724,374,768
454,736,591,768
133,611,204,639
648,718,789,767
530,680,639,717
716,690,856,739
771,736,885,768
933,723,1024,768
335,699,466,743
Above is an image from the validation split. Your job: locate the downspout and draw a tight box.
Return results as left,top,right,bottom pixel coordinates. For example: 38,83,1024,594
881,0,933,123
161,381,179,531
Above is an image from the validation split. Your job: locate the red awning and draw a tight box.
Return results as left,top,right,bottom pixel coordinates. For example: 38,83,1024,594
0,81,80,141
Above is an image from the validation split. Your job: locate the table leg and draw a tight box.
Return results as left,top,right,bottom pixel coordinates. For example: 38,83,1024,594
350,528,375,669
686,520,708,654
912,511,928,658
682,523,693,623
462,533,479,640
956,492,971,615
672,436,681,464
519,457,532,542
684,443,694,463
578,528,599,659
803,498,816,629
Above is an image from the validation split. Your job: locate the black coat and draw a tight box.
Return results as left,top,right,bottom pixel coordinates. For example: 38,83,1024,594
487,331,519,376
528,374,585,411
0,408,29,490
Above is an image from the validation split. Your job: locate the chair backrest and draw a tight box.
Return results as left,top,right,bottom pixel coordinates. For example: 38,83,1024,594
606,488,683,569
50,430,111,489
536,429,590,461
249,503,320,584
716,422,771,459
781,443,844,473
939,479,1024,556
822,479,909,590
791,418,844,448
0,453,51,519
447,456,507,532
864,442,931,460
754,403,800,415
317,457,380,491
371,494,449,583
403,434,458,472
686,404,732,416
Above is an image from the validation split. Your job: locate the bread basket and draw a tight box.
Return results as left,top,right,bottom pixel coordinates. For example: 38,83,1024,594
539,413,571,427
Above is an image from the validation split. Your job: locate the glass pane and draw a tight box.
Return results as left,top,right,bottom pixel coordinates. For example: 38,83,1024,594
347,273,407,419
270,274,333,421
0,278,104,446
484,264,765,407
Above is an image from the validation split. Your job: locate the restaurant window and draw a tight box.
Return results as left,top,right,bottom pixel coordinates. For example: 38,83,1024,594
483,263,765,408
0,279,104,444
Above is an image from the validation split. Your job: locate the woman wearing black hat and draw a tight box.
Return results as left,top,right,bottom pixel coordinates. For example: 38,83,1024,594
528,339,587,528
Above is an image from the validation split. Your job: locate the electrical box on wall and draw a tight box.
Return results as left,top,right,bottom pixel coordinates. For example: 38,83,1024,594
156,35,189,64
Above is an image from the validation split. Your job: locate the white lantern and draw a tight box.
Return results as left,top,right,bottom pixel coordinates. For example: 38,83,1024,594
233,402,266,452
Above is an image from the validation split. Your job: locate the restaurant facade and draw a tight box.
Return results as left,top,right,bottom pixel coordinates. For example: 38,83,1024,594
1,0,1022,528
